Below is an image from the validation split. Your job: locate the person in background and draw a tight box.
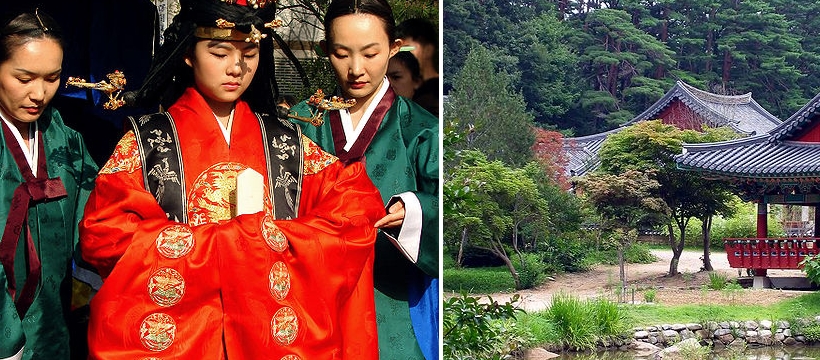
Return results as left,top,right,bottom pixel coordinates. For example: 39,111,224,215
275,94,297,120
387,50,423,100
396,17,439,116
79,0,383,358
0,8,98,360
290,0,439,358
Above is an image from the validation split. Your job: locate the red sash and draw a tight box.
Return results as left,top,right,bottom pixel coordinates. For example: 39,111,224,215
329,86,396,164
0,121,67,317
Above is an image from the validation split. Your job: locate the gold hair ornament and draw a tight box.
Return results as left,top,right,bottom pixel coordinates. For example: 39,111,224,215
34,8,48,32
196,18,284,44
288,89,356,127
66,71,128,110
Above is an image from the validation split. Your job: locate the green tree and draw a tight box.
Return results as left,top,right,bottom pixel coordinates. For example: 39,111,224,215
446,44,535,167
446,151,546,289
576,170,667,290
598,121,738,275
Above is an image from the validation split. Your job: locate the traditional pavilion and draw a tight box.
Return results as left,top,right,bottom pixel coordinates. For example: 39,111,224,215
563,80,782,176
676,91,820,287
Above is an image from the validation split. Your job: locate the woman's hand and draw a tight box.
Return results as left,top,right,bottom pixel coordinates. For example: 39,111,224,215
374,200,405,228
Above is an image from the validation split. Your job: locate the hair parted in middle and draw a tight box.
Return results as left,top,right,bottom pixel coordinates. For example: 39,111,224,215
130,0,280,111
323,0,396,43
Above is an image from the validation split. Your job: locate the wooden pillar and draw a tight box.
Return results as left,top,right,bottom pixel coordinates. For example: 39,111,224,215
755,202,768,278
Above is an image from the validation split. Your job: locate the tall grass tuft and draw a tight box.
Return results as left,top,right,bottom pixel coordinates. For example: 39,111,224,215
547,292,596,350
591,297,628,337
708,272,729,290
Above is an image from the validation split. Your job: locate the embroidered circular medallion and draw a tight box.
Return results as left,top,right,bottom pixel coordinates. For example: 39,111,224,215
155,225,194,259
271,306,299,346
269,261,291,300
262,215,288,252
147,268,185,307
139,313,176,351
280,355,301,360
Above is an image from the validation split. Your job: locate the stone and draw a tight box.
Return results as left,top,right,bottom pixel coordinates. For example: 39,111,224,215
759,329,773,338
760,320,773,330
671,323,687,331
784,337,798,345
680,329,696,340
686,323,703,331
714,328,732,337
777,320,790,329
718,334,735,344
744,320,759,330
662,329,679,339
695,329,709,340
775,333,786,342
632,341,662,357
523,348,560,360
634,330,650,339
783,329,792,337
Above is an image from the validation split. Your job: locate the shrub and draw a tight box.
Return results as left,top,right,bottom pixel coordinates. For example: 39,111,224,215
624,242,659,264
802,323,820,342
513,253,546,290
541,234,595,272
643,288,657,303
443,293,524,359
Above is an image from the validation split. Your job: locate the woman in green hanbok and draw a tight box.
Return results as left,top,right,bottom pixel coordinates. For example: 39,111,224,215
290,0,440,358
0,9,97,360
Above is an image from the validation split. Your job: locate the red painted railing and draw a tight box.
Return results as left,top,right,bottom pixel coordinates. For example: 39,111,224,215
724,238,818,270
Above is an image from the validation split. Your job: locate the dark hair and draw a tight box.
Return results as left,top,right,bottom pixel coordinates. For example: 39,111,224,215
276,95,297,107
0,10,64,64
396,18,437,48
131,0,279,111
396,18,437,70
323,0,396,43
391,51,421,82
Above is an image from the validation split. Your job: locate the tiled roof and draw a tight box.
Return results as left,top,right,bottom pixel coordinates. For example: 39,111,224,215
628,81,781,135
676,91,820,178
563,81,782,176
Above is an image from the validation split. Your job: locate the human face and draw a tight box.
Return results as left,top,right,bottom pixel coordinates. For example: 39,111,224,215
326,13,400,111
387,56,420,99
185,39,259,115
0,38,62,132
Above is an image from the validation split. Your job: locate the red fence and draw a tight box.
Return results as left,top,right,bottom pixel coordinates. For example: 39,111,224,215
724,238,818,270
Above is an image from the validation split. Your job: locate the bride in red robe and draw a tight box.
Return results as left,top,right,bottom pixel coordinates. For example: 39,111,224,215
79,1,383,359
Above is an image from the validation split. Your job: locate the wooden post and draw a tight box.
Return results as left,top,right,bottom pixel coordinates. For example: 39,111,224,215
754,201,770,287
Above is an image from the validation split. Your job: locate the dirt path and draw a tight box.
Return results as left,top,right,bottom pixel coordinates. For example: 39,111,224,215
470,249,807,312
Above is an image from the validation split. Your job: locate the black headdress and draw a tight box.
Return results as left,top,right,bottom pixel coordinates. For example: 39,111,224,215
130,0,279,111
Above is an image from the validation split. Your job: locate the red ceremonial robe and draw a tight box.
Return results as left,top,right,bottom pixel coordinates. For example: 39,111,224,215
79,88,382,359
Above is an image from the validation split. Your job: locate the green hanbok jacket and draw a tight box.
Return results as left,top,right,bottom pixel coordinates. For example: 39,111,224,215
0,107,97,360
292,85,439,359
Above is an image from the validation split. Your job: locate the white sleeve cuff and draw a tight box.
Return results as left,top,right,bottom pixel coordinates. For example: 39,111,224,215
1,346,23,360
385,191,423,263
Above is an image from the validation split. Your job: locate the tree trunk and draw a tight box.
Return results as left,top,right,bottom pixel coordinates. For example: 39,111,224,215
667,223,681,276
722,50,732,84
488,240,520,289
456,227,468,267
618,246,626,299
702,216,714,271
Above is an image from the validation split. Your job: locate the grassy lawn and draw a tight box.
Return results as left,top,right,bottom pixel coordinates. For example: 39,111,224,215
624,292,820,326
443,266,516,293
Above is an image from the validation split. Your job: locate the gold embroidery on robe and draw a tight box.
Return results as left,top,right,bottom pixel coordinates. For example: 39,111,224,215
100,131,142,174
